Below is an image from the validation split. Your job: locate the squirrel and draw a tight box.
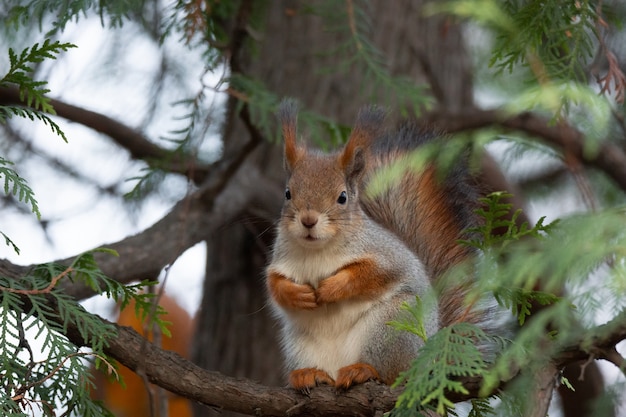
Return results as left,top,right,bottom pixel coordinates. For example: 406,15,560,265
265,99,485,391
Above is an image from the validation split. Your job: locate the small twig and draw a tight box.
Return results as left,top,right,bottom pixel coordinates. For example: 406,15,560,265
21,352,112,391
591,1,626,104
598,346,626,376
0,266,72,295
15,313,34,365
563,151,598,211
578,353,596,381
346,0,363,51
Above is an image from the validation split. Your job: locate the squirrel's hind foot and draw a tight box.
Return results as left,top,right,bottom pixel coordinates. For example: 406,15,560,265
335,362,380,390
289,368,335,393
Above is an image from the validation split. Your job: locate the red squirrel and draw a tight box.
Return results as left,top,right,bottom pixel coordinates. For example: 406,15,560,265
266,100,483,391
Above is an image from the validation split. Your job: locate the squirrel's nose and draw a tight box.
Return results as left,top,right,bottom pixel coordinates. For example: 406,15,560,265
300,213,318,229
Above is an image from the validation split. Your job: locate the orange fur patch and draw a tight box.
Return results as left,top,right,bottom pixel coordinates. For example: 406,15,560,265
267,271,318,310
315,258,393,304
416,166,470,276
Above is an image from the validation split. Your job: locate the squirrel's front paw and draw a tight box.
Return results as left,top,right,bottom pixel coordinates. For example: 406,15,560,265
335,363,380,390
316,269,351,304
268,272,318,310
289,368,335,393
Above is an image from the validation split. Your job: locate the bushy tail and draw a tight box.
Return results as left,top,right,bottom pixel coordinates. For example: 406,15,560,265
346,108,485,328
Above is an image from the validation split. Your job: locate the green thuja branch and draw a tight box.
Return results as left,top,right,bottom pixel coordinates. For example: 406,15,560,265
494,287,560,326
392,322,494,416
427,0,612,135
0,157,41,254
460,191,557,251
468,398,496,417
0,105,68,142
0,157,40,219
5,0,146,34
125,90,207,200
0,249,167,416
462,192,560,325
2,40,76,112
124,167,166,200
0,40,76,142
0,40,76,254
426,0,596,83
1,232,21,255
388,296,428,342
392,192,563,416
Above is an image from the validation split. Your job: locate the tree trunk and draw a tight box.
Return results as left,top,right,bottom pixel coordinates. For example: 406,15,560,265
191,2,473,416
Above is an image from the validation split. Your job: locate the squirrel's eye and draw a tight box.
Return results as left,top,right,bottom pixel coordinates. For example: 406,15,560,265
285,188,291,200
337,191,347,204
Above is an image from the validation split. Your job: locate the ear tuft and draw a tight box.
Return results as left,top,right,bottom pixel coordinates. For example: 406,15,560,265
347,105,387,148
278,98,303,172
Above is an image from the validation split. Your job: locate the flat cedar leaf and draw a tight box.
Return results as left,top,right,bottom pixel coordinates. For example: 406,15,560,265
90,247,120,257
394,323,489,415
1,41,75,144
1,231,21,254
0,157,41,219
468,398,496,417
387,296,428,342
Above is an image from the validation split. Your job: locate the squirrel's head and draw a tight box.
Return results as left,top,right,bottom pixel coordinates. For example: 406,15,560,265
276,100,385,249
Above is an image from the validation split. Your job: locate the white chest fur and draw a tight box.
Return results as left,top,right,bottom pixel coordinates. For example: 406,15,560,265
280,299,375,379
270,241,380,378
271,240,353,288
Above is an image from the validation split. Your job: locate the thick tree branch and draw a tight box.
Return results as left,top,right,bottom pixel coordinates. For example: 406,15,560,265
424,108,626,192
0,86,211,183
54,301,626,416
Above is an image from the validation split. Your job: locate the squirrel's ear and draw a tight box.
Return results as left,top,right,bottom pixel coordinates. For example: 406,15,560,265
340,145,366,184
340,105,386,181
278,99,304,173
344,105,387,153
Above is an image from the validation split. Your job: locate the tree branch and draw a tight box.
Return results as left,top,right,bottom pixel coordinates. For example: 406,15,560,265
65,311,401,417
424,108,626,192
54,300,626,416
524,363,558,417
0,86,211,183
